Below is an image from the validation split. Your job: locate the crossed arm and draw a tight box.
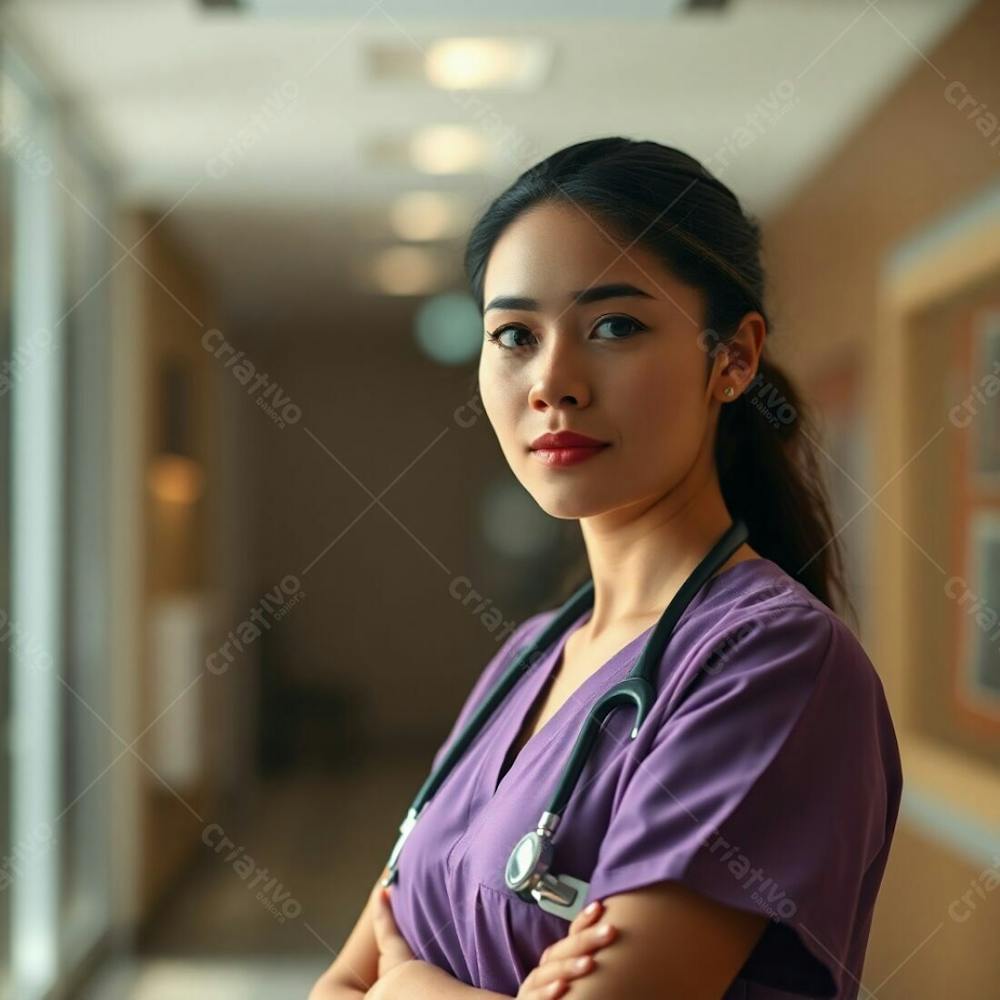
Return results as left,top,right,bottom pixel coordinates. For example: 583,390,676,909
308,867,769,999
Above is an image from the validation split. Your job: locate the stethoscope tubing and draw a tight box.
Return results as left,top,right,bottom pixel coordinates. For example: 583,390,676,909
382,517,750,890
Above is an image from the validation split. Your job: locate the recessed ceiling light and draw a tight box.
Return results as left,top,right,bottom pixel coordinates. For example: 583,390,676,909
424,38,552,91
389,191,465,241
370,246,441,295
409,125,489,174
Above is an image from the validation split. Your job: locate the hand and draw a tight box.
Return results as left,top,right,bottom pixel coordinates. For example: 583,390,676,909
370,881,416,982
363,958,427,1000
516,899,619,999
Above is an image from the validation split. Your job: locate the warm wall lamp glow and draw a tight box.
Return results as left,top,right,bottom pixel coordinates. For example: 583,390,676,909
424,37,552,91
150,361,203,504
147,454,205,505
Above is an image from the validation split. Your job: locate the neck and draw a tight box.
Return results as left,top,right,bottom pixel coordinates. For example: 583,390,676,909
577,465,746,641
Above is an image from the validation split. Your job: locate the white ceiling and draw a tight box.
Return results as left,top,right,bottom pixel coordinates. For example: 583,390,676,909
4,0,978,330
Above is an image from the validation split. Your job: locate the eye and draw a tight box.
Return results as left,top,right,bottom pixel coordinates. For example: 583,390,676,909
592,315,646,340
486,315,646,351
485,324,535,350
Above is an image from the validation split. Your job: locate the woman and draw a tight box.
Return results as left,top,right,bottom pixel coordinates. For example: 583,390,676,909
310,137,902,1000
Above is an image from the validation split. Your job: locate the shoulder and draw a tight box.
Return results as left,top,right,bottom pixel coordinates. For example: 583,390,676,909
678,557,878,694
668,556,902,801
642,558,901,791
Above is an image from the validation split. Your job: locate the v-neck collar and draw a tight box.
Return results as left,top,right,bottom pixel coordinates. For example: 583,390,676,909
484,556,775,801
487,607,653,799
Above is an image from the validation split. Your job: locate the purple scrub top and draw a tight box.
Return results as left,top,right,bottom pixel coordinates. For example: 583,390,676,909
389,557,903,999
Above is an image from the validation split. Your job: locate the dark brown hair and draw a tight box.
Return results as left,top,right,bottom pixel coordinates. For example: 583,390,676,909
464,137,854,624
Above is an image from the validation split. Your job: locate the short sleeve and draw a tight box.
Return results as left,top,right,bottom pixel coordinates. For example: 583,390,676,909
430,611,550,772
585,604,899,998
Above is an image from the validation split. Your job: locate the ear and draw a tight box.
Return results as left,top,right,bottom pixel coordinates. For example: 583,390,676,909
724,312,766,387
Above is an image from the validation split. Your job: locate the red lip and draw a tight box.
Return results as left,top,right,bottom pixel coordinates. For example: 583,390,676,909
530,430,609,450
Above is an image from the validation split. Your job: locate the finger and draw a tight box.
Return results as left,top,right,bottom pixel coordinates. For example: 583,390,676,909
538,981,568,999
524,949,597,996
377,890,404,939
370,889,391,944
371,890,400,944
372,890,415,963
568,899,603,935
558,952,597,984
519,968,569,999
539,922,618,964
370,882,388,921
533,981,568,999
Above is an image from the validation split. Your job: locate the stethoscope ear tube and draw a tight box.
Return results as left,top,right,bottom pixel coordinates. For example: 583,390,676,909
543,676,655,818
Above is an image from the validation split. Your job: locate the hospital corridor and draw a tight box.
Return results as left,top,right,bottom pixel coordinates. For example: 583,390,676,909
1,1,1000,998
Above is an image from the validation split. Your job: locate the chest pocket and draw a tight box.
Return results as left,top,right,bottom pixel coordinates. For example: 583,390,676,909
468,880,579,995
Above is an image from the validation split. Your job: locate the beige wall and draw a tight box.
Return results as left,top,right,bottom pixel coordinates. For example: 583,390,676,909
763,1,1000,995
765,2,1000,385
121,212,252,923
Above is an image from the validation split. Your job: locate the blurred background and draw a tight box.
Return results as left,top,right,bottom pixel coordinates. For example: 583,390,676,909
1,0,999,997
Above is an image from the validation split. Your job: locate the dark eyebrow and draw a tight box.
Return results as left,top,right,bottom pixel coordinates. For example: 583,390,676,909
484,282,655,313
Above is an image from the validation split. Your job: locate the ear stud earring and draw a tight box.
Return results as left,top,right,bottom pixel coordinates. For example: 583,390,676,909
723,386,735,399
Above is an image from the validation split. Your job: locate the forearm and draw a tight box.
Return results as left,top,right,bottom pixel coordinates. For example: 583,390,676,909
307,970,367,1000
371,959,511,1000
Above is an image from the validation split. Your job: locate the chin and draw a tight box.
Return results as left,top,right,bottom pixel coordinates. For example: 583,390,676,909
530,490,613,520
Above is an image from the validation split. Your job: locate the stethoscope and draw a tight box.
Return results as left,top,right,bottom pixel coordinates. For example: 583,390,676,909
381,517,750,922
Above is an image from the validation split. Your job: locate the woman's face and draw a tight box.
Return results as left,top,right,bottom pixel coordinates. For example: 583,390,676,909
478,200,733,521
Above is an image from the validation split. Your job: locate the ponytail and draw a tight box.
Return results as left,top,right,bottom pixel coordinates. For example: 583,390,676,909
717,353,855,624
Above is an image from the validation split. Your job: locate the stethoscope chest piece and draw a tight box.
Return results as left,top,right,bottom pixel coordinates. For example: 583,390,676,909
505,814,591,921
504,829,550,892
535,873,590,920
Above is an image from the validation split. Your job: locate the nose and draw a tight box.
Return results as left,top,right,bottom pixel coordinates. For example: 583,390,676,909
527,335,592,412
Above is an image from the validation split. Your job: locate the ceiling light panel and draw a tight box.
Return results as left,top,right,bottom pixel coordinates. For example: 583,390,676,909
236,0,691,16
367,37,553,91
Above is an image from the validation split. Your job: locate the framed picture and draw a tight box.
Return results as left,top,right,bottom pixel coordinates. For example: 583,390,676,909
957,511,1000,721
971,310,1000,489
948,301,1000,742
878,181,1000,844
